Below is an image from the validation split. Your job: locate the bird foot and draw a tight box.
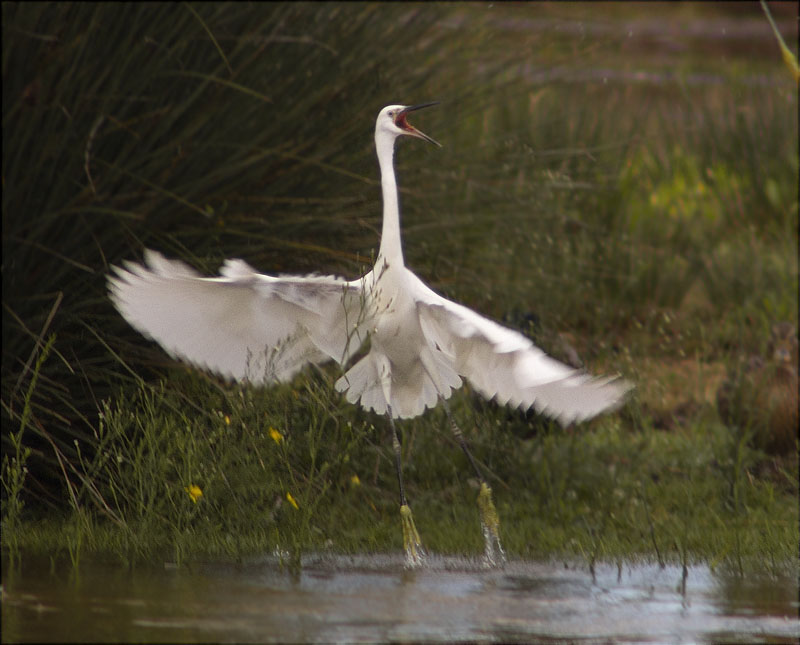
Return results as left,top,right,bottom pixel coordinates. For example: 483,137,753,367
400,504,426,568
477,482,506,567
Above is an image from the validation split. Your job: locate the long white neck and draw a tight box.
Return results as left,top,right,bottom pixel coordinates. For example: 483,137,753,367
375,130,404,266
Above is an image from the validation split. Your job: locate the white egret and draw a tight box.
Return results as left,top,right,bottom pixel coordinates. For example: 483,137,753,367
109,103,631,567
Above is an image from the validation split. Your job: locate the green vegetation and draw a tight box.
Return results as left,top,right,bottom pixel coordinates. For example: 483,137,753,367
2,3,797,574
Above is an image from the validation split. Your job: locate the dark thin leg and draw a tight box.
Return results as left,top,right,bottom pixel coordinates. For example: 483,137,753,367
443,401,484,483
387,406,425,567
441,398,506,567
388,412,407,506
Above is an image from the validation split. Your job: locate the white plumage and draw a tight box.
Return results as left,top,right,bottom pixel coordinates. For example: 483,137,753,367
109,104,630,425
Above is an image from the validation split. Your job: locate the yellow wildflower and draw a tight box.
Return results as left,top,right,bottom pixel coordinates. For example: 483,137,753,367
185,484,203,503
350,474,361,487
224,415,231,426
286,492,299,510
269,427,283,444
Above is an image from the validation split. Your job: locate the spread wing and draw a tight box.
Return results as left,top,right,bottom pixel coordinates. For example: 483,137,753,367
108,250,368,383
412,276,631,425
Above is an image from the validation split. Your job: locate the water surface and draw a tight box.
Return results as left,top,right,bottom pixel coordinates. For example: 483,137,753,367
2,554,798,643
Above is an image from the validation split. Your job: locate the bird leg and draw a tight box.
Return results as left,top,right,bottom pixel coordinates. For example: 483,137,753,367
442,400,506,567
476,481,505,567
388,409,425,567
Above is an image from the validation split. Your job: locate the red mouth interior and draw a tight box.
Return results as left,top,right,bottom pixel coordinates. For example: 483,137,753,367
395,112,413,131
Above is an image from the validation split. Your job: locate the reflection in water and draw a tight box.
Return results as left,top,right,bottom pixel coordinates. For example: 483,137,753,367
2,554,798,643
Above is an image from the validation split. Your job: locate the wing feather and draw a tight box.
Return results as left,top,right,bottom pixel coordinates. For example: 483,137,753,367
108,250,367,383
413,278,631,425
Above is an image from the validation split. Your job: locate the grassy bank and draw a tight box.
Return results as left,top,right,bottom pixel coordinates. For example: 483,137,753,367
10,373,797,575
3,3,797,573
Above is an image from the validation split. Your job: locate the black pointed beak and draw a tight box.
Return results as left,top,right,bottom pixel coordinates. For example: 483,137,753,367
401,102,439,114
396,102,441,147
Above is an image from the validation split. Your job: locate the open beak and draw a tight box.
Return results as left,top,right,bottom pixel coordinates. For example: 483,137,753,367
395,102,441,147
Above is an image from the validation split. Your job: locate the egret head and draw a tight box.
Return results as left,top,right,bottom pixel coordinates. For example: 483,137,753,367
377,103,441,147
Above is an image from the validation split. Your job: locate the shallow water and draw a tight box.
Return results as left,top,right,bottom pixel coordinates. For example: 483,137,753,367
2,553,798,643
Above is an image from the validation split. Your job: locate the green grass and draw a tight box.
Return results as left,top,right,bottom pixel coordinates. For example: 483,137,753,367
7,373,797,575
2,2,798,573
